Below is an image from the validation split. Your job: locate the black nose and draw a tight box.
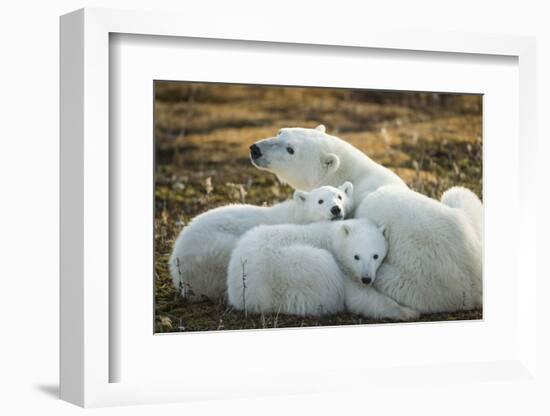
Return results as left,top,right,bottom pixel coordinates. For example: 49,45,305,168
331,206,341,215
361,277,372,285
249,144,262,160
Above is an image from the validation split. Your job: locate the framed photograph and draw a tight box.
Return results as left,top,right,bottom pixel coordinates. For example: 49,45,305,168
60,8,538,407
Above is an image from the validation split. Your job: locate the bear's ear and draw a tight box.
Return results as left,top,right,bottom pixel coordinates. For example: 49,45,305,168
339,181,354,197
293,190,308,203
322,153,340,173
315,124,326,133
379,224,387,237
341,223,351,237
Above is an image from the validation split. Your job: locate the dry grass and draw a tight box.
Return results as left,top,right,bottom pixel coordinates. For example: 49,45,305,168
154,81,483,333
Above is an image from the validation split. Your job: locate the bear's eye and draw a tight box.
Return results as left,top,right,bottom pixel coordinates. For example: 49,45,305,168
286,147,294,155
318,199,324,204
354,255,360,261
373,254,379,260
338,195,342,200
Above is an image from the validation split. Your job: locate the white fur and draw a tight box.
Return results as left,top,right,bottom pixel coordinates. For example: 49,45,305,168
169,183,354,301
227,219,418,320
252,126,482,314
441,186,483,242
355,185,483,313
250,125,406,212
343,279,421,320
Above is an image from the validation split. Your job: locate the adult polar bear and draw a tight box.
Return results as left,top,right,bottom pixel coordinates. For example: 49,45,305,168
250,125,482,313
249,124,406,212
356,185,482,313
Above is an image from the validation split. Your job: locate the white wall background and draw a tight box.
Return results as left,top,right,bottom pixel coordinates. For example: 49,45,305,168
0,1,548,414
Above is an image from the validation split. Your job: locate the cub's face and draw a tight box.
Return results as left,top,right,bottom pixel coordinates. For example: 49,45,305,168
338,220,388,285
249,125,340,191
294,182,354,222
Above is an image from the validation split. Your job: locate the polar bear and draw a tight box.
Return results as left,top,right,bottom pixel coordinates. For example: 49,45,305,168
227,219,419,320
251,126,482,314
355,185,483,313
169,182,354,302
249,125,406,212
441,186,483,242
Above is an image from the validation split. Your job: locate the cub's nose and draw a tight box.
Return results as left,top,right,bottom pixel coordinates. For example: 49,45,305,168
331,206,341,215
361,277,372,285
249,144,262,160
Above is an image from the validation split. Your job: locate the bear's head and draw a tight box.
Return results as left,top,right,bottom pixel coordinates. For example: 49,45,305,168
334,219,388,285
249,125,340,190
293,182,353,222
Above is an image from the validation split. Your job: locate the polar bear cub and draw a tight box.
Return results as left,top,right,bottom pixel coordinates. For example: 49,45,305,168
169,182,354,302
356,185,482,313
249,125,406,211
227,219,419,320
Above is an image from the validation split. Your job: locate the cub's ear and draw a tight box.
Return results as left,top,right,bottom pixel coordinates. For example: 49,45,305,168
339,181,354,197
322,153,340,173
293,190,308,203
315,124,326,133
379,225,387,237
341,223,351,236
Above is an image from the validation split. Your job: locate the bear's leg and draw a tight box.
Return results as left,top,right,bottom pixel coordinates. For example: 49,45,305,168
344,280,420,320
371,262,426,310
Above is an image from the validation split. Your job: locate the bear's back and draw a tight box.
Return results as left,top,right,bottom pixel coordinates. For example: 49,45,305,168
357,185,480,274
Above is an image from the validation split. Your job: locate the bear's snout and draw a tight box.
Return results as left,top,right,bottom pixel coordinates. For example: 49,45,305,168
361,276,372,285
331,206,341,216
249,144,262,160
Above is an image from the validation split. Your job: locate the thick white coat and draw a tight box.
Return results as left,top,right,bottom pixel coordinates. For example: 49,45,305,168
252,126,483,314
356,185,483,313
227,219,418,320
169,183,353,301
250,125,406,213
441,186,483,242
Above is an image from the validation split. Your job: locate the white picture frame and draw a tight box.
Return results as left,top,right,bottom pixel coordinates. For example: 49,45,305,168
60,7,538,408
